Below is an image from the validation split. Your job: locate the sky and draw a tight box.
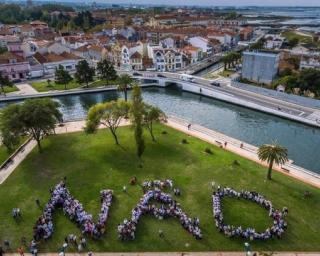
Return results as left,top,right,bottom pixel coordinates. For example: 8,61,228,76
109,0,320,6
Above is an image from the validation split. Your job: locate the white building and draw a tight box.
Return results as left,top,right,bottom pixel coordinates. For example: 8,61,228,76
264,34,285,49
188,37,213,57
21,40,51,57
33,52,82,75
300,58,320,70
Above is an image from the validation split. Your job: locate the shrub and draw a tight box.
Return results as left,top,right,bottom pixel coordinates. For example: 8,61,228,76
181,139,188,144
233,160,240,166
204,147,213,154
161,131,167,135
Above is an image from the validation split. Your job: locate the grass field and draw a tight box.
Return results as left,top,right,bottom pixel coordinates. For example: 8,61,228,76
31,79,118,92
31,80,83,92
0,137,27,164
2,85,19,94
281,31,320,48
0,125,319,252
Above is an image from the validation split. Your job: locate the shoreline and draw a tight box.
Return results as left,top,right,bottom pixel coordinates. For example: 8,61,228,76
1,81,320,129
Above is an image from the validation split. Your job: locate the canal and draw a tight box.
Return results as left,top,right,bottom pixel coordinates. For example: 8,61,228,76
2,86,320,174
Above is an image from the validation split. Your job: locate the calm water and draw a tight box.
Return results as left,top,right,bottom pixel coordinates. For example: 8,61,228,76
2,87,320,173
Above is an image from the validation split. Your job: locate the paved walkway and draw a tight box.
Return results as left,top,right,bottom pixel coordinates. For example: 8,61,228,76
0,139,37,184
3,252,320,256
12,83,38,95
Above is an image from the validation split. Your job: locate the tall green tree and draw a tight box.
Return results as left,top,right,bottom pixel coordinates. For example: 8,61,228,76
0,73,13,96
75,60,95,88
85,100,130,145
143,104,167,142
0,104,20,151
96,59,118,84
258,142,289,180
55,65,73,90
117,74,134,102
0,98,62,153
249,38,265,51
130,85,145,159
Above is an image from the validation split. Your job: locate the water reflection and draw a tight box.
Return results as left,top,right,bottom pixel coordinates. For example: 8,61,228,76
1,86,320,173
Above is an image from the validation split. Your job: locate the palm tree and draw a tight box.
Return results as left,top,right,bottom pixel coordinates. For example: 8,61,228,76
258,142,288,180
117,74,134,102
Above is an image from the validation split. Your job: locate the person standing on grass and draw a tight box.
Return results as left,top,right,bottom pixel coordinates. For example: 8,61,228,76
0,246,4,256
80,236,87,248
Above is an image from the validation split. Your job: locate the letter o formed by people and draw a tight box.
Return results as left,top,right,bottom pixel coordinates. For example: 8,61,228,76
212,187,288,240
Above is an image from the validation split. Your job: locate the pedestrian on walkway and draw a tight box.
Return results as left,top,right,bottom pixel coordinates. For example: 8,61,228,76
244,242,252,256
240,143,244,149
4,240,10,251
187,123,191,130
224,141,228,148
0,246,4,256
17,246,24,256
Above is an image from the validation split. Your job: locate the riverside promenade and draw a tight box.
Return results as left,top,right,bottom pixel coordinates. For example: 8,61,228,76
2,74,320,129
3,252,320,256
0,117,319,189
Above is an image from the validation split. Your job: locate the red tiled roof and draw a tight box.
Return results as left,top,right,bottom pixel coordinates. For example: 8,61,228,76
0,52,26,64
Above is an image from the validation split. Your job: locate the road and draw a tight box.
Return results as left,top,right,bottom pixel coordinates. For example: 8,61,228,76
130,71,320,126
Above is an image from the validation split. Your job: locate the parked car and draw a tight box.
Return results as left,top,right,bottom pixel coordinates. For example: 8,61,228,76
210,82,221,87
133,72,143,76
157,74,166,78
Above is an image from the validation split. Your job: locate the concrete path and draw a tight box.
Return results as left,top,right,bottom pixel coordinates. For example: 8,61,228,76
3,252,320,256
0,139,37,184
12,83,38,95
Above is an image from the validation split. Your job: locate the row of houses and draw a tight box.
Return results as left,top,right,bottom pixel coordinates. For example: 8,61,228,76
0,18,254,81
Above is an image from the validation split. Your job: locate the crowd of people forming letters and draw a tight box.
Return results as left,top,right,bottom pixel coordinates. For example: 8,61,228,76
33,181,113,241
26,179,288,253
212,186,288,240
118,179,202,240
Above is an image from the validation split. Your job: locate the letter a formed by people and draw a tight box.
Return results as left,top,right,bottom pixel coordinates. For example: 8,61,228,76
118,188,202,240
33,181,113,240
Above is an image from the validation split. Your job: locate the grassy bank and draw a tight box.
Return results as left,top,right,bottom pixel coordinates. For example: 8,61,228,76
0,125,319,252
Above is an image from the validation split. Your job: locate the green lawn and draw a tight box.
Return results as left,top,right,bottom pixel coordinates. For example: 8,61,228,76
90,79,118,87
281,31,320,48
0,125,319,252
0,137,27,164
31,79,118,92
1,85,19,94
31,80,83,92
282,31,313,44
0,145,13,164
